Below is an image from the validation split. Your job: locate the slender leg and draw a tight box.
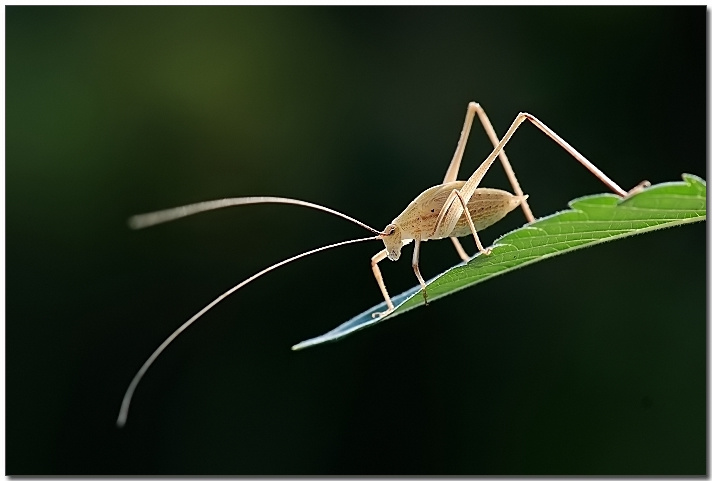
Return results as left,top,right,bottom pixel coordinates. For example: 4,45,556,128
436,112,648,238
442,102,535,223
443,103,479,262
471,104,535,223
450,237,470,262
453,190,491,255
412,238,429,304
371,249,395,318
443,103,477,183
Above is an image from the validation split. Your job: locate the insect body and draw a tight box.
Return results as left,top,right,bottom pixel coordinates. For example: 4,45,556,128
376,184,526,314
387,184,525,249
117,102,648,427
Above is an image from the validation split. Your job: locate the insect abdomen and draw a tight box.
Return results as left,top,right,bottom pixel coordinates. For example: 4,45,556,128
449,188,526,238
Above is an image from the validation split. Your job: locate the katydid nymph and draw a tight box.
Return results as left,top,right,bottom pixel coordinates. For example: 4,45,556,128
116,102,649,427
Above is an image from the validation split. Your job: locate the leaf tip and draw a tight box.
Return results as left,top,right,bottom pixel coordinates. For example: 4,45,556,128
681,173,706,189
292,338,318,351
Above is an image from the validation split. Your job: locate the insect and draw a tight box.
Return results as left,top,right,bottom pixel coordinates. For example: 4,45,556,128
117,102,648,427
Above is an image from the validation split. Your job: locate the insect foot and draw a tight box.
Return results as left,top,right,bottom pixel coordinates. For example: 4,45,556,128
372,308,394,319
624,180,651,199
421,287,429,305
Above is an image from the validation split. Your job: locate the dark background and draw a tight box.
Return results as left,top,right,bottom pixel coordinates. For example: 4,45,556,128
6,6,705,475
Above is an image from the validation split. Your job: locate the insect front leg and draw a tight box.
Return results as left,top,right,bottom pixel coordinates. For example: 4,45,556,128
371,249,395,318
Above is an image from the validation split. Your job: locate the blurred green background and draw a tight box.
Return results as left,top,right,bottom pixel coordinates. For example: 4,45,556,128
6,6,705,475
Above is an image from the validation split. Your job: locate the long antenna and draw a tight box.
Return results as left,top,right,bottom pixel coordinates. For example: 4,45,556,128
117,234,381,428
129,196,383,235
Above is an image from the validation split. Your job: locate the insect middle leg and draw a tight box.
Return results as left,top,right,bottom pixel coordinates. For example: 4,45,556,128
411,238,429,304
415,181,497,303
454,189,491,255
450,237,470,262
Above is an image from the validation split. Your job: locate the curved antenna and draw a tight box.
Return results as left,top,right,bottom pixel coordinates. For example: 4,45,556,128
117,234,380,428
129,196,382,235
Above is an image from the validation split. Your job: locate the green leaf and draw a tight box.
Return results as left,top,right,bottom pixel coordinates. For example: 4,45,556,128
292,174,706,350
